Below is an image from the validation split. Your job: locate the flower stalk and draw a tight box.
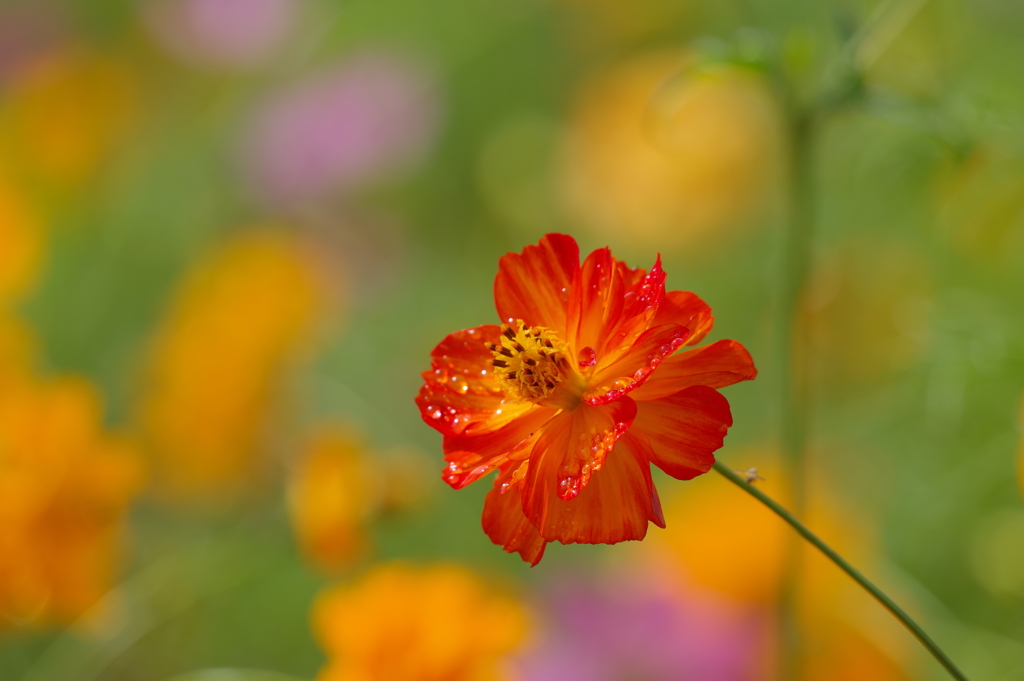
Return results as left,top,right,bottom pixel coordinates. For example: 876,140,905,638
775,105,817,680
712,460,971,681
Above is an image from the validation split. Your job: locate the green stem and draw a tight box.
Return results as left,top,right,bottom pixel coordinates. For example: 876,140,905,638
777,110,815,512
712,461,971,681
775,105,816,681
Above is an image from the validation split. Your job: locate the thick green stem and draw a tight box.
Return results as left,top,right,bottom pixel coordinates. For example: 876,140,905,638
778,112,815,501
712,461,971,681
775,106,817,681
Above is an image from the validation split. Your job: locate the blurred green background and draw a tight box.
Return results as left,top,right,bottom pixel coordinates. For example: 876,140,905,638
0,0,1023,679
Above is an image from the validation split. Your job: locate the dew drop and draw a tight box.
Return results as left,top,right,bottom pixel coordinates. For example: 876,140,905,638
557,476,581,501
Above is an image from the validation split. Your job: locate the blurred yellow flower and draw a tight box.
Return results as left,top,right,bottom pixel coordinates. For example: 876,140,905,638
374,444,434,515
935,147,1024,264
140,231,322,495
314,563,529,681
799,623,909,681
801,239,933,389
560,53,782,251
288,426,379,573
636,450,913,680
554,0,690,50
0,168,46,305
0,313,38,381
0,46,137,194
0,375,143,630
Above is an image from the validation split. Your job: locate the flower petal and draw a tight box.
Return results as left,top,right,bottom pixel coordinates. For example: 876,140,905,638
597,256,667,365
566,247,626,358
629,339,757,402
416,325,531,436
651,290,714,346
442,406,556,489
616,260,648,289
633,385,732,480
525,426,663,544
584,323,689,405
494,233,579,336
521,399,637,535
482,464,547,565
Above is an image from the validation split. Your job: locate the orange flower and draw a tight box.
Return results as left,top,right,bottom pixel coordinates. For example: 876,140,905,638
140,231,322,495
0,375,143,629
0,47,137,194
416,233,756,564
313,563,529,681
560,54,782,250
0,313,38,381
287,426,379,573
0,168,46,305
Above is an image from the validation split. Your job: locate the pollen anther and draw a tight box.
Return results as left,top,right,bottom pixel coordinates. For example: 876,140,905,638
489,320,578,405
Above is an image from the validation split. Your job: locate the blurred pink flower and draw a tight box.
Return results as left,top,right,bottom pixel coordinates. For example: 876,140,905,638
0,2,66,83
143,0,301,69
515,573,769,681
241,51,441,205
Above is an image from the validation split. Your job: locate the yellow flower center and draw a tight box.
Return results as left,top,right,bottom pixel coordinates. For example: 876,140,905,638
488,321,583,410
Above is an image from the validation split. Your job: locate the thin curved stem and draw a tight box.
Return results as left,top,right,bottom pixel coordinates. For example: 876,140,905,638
712,461,971,681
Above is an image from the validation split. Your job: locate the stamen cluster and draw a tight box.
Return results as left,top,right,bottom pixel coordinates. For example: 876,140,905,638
487,321,570,402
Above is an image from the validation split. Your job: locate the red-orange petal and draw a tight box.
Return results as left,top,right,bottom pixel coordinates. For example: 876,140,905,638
494,233,579,336
633,385,732,480
584,323,690,405
597,256,667,366
615,260,647,290
521,398,637,534
629,339,757,402
442,406,556,489
416,325,531,436
651,290,715,346
482,464,547,565
524,426,663,544
566,247,626,357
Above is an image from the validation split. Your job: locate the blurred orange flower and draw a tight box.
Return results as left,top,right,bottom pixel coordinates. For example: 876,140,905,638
0,314,37,380
935,147,1024,264
140,231,322,495
560,54,782,251
314,563,529,681
0,375,143,630
801,239,932,389
0,46,138,195
416,234,755,564
288,426,379,573
554,0,690,51
0,169,46,305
